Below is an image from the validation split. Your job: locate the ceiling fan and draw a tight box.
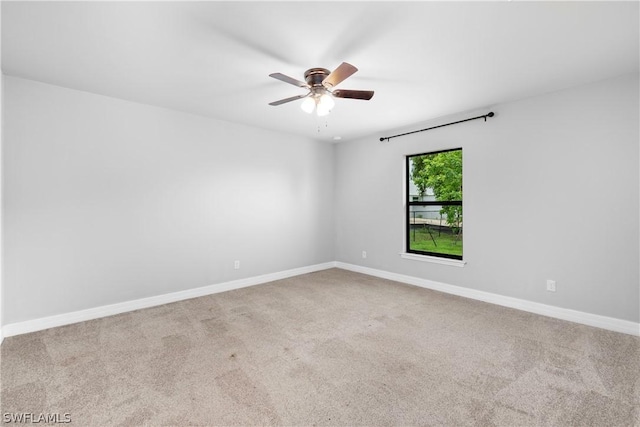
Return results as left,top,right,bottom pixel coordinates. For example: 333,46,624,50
268,62,374,116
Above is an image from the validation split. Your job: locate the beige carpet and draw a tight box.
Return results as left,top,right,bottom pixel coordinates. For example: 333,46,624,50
1,268,639,426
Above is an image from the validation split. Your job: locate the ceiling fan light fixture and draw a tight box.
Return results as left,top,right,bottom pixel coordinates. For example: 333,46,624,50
318,93,335,110
300,97,315,114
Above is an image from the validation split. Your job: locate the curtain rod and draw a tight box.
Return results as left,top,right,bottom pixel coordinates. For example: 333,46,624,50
379,112,495,142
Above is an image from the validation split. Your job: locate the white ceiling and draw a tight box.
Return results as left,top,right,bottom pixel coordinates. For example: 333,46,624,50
2,1,638,142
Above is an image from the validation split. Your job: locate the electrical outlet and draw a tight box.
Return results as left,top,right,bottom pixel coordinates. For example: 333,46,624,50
546,279,556,292
234,260,240,270
362,251,367,259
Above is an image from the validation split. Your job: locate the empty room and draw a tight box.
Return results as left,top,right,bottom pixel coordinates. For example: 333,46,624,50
0,1,639,426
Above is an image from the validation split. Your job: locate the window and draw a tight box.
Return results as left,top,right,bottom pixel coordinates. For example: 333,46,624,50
406,148,462,260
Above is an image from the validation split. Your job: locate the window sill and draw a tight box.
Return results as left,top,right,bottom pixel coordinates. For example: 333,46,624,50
399,253,466,267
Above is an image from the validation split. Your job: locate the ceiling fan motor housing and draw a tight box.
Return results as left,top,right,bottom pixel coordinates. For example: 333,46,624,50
304,68,331,87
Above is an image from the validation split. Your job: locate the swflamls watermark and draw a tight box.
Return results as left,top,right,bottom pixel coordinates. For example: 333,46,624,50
2,413,71,424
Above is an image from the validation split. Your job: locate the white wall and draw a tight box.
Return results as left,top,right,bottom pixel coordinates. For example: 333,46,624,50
335,73,639,323
3,72,638,330
3,76,334,324
1,3,4,340
0,71,4,341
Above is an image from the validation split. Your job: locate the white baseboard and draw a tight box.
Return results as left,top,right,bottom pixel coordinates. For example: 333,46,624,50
335,262,640,337
2,260,637,340
1,262,336,338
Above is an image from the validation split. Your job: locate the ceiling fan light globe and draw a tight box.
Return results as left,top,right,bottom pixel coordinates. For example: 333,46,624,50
300,97,315,114
318,93,335,110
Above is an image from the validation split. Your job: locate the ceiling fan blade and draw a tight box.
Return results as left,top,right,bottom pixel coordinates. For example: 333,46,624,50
269,73,309,88
269,93,310,106
332,89,374,100
322,62,358,88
